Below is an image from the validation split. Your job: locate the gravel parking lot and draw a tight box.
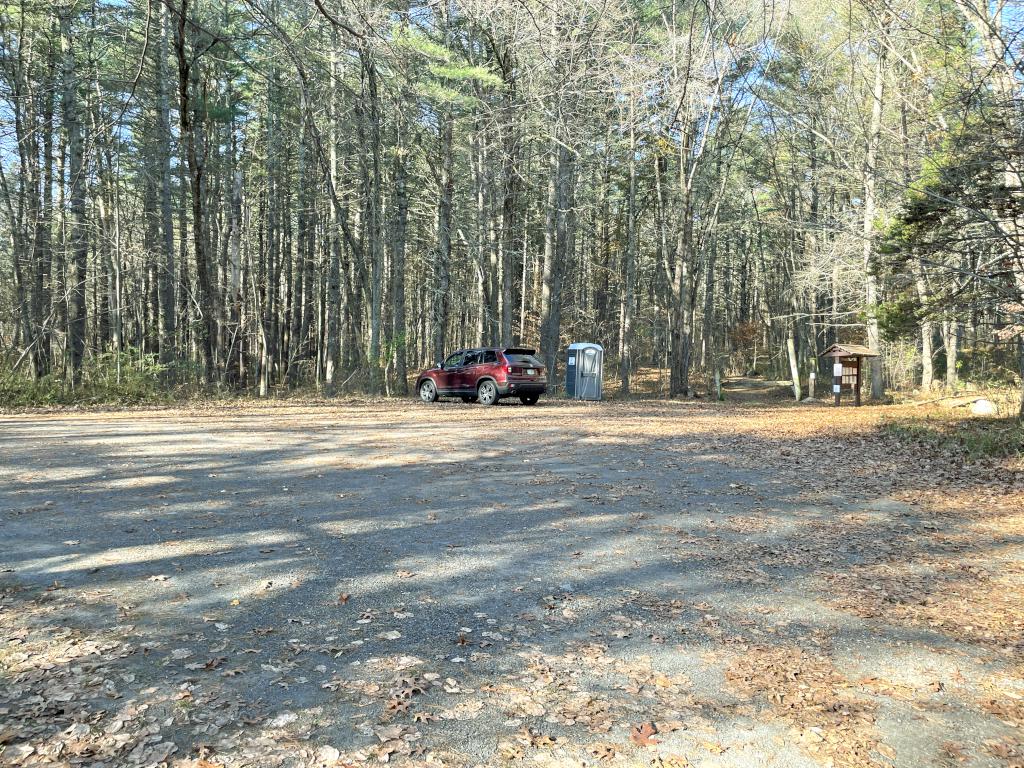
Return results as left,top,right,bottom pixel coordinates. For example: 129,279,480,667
1,400,1022,768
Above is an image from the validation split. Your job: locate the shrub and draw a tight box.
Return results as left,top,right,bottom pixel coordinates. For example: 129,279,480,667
882,413,1023,460
0,350,171,407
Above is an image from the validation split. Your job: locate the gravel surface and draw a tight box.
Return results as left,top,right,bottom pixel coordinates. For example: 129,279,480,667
1,400,1021,768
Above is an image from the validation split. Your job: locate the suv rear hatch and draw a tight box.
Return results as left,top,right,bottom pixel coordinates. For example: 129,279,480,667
503,349,545,380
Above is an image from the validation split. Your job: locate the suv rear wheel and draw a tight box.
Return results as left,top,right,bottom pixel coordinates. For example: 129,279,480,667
477,380,499,406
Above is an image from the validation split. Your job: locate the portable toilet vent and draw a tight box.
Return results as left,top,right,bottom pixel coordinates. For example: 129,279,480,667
566,343,603,401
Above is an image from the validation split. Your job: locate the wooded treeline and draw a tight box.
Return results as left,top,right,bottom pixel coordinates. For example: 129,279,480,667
1,0,1022,410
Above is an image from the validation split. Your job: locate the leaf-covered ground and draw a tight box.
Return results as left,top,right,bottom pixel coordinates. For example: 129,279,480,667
1,399,1022,768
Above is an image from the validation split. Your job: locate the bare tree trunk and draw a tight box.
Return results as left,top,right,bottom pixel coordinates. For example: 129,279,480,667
943,319,959,391
156,1,177,367
260,68,278,396
359,46,384,392
60,9,87,385
31,48,55,377
432,110,454,364
864,41,886,400
227,169,242,385
540,150,556,365
916,265,934,390
1,154,32,367
701,232,719,387
670,138,694,397
323,40,342,393
786,319,801,401
620,101,637,396
390,129,409,394
499,81,519,347
1018,338,1024,420
541,142,573,381
175,0,215,384
472,131,490,345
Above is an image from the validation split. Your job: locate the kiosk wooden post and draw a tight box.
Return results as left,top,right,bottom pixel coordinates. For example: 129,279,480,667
854,360,862,407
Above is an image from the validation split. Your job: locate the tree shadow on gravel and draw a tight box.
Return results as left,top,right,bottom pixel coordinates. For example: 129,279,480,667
1,404,1021,767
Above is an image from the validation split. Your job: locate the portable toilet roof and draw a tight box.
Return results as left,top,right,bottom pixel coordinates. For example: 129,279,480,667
568,342,603,351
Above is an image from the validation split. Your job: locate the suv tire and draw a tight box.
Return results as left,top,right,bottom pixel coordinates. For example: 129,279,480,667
477,380,499,406
419,380,439,403
520,394,539,405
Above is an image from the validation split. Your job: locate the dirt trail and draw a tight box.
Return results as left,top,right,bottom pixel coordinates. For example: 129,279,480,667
719,376,797,403
1,401,1021,768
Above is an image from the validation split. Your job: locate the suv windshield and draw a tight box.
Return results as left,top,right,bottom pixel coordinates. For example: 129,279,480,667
504,353,542,367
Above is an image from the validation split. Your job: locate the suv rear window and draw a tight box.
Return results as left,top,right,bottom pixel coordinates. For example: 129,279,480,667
504,353,542,367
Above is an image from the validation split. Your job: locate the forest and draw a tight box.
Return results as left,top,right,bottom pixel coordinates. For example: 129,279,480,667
0,0,1021,412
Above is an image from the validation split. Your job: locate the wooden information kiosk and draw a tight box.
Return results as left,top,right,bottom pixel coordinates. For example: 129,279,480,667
820,344,879,406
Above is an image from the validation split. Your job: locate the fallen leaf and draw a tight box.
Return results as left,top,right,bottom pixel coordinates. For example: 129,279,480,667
701,740,725,754
589,743,618,761
630,722,660,747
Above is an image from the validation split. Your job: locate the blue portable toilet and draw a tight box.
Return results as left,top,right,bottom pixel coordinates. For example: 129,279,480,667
566,343,603,401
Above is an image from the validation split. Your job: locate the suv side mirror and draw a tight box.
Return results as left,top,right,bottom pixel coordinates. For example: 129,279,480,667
436,361,444,370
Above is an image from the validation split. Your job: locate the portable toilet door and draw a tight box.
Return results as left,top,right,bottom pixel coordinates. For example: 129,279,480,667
566,343,603,401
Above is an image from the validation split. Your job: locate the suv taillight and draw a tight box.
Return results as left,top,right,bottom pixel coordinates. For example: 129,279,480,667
505,364,513,374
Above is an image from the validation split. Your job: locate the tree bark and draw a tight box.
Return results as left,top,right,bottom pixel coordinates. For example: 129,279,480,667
864,41,886,400
786,319,801,401
943,319,959,391
541,142,574,381
361,46,385,392
175,0,215,384
390,132,409,394
670,131,694,397
432,110,454,365
499,96,519,347
60,9,87,385
620,101,637,395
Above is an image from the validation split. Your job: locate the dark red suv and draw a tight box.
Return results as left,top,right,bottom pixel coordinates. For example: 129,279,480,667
416,348,547,406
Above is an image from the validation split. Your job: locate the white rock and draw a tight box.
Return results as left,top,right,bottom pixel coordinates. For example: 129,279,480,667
268,711,298,728
7,743,35,760
318,745,341,763
970,399,998,416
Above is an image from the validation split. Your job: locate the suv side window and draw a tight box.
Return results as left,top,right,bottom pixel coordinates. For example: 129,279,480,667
482,350,497,364
443,352,465,369
463,351,482,366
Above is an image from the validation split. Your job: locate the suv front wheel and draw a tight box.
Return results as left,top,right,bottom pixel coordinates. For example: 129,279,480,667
477,380,499,406
419,380,438,403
